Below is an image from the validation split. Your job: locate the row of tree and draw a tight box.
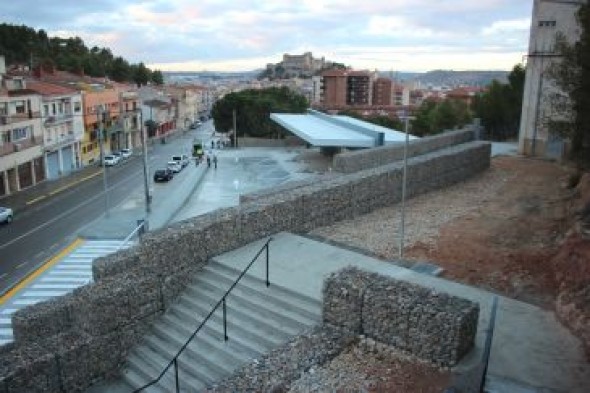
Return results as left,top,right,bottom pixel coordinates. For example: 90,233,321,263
212,87,308,139
0,23,163,85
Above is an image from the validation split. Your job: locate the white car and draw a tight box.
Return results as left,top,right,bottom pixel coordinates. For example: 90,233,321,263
120,148,132,159
171,154,189,168
103,155,120,166
0,207,13,224
167,161,182,173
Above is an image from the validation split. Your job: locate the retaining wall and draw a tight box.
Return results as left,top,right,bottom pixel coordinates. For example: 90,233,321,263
332,127,475,173
0,140,490,392
323,267,479,367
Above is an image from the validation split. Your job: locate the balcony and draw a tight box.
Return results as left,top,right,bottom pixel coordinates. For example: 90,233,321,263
44,133,77,151
44,114,73,126
0,136,42,157
0,112,42,126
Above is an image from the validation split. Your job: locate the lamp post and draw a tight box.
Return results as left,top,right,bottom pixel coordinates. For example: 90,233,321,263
139,109,151,214
396,108,414,259
97,106,110,217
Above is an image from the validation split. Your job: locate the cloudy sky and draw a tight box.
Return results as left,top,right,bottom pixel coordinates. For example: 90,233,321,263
4,0,533,72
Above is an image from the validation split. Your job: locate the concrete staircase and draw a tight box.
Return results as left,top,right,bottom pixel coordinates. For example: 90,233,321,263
109,259,322,393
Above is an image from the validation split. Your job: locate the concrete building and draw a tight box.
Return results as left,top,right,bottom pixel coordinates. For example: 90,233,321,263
80,87,121,165
118,90,141,150
373,78,393,106
27,81,84,180
320,69,376,108
518,0,587,158
0,56,44,196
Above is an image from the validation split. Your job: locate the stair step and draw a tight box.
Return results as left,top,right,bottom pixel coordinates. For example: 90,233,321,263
190,275,317,333
203,262,321,321
180,285,297,341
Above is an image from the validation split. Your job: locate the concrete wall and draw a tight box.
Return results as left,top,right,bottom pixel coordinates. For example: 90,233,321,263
332,127,475,173
323,267,479,367
0,138,491,392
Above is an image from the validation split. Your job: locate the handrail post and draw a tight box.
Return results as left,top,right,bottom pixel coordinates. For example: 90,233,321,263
174,358,180,393
223,297,228,341
265,242,270,287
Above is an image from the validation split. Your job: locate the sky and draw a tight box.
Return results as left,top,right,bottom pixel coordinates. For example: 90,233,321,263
3,0,534,72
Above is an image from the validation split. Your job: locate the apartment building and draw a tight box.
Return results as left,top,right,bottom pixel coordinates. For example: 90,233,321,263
519,0,587,158
373,78,393,106
165,85,200,128
320,69,376,108
119,90,141,149
80,87,121,165
27,81,84,179
0,57,44,196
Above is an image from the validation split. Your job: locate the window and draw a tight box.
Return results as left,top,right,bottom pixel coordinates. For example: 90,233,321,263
58,103,64,114
15,100,26,114
538,20,556,27
44,104,49,116
74,101,81,113
12,126,29,140
2,131,10,143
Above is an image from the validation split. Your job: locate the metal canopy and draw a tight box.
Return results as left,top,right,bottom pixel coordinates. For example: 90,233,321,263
270,109,418,148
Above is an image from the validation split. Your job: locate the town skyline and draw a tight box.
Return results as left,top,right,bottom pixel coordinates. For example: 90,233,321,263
3,0,533,73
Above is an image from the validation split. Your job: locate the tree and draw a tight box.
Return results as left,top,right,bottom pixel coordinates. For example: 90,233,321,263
151,70,164,85
133,62,151,86
411,99,472,137
546,4,590,159
471,64,525,140
212,87,307,138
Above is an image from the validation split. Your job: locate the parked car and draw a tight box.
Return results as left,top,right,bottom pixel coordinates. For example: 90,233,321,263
120,148,132,159
0,207,13,224
167,161,182,173
153,169,173,182
171,154,189,168
102,154,120,166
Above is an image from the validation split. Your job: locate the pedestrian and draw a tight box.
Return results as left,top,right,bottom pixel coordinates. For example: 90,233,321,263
206,155,211,168
213,154,218,169
211,140,214,149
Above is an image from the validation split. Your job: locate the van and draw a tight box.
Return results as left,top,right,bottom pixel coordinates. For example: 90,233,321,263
171,154,190,168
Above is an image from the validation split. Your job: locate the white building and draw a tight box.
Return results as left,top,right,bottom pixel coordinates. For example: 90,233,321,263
519,0,587,158
27,81,84,179
0,56,44,196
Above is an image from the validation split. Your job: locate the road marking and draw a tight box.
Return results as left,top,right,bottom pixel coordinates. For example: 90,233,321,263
49,170,101,195
15,262,27,270
26,195,46,205
0,238,83,306
0,273,7,280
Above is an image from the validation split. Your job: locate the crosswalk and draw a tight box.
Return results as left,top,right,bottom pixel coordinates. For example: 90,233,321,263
0,239,130,345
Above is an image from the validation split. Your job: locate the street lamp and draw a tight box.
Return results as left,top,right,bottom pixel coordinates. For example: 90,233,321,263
396,108,415,259
97,106,110,217
138,109,151,214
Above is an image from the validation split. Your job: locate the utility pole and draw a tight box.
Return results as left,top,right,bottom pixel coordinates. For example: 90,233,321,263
233,109,237,148
397,108,414,259
97,106,110,217
139,109,151,214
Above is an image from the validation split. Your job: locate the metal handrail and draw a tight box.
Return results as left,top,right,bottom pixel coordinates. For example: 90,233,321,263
132,237,272,393
117,220,147,251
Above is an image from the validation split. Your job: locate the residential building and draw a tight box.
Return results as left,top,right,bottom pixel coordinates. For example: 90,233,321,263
518,0,587,158
0,56,44,196
80,86,121,165
27,81,84,179
373,78,393,106
446,86,483,106
119,90,141,149
165,85,200,128
320,69,376,108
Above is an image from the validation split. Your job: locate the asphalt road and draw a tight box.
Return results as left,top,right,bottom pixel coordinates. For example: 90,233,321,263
0,123,211,296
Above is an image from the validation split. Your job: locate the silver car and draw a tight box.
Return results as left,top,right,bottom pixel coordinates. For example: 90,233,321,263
0,207,13,223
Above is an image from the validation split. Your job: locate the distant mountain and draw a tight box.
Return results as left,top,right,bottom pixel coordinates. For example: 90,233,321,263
164,70,261,83
379,70,508,87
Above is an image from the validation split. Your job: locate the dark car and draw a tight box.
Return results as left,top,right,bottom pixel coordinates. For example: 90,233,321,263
153,168,173,182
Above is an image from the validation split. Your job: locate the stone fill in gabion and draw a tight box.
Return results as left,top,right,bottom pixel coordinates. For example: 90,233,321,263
323,267,479,366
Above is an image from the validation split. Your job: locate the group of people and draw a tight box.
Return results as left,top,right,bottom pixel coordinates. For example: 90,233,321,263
206,152,218,169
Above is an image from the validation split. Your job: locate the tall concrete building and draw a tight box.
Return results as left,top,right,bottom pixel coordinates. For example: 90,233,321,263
519,0,587,158
373,77,393,106
320,69,376,108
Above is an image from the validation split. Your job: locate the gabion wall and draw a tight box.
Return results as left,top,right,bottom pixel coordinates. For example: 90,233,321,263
0,140,490,393
332,127,475,173
323,267,479,367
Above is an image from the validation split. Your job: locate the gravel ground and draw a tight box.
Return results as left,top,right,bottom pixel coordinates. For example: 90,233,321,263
311,159,512,262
